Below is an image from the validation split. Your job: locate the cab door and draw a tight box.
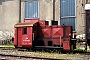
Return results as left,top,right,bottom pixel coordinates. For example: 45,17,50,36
22,27,33,48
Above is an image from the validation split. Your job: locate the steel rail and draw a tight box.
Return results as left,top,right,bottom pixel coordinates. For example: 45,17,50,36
0,53,67,60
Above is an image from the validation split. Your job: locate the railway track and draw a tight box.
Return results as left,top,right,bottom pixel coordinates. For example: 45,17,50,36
0,47,69,60
0,53,67,60
0,47,90,60
0,47,90,54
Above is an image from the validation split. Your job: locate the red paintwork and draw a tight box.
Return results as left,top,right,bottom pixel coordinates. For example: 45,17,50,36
36,26,72,51
22,27,32,48
14,28,17,47
38,20,49,26
44,38,52,46
63,38,70,51
24,18,48,26
51,26,63,37
51,37,63,46
41,26,51,37
24,18,39,23
17,28,22,47
37,26,51,37
64,26,72,37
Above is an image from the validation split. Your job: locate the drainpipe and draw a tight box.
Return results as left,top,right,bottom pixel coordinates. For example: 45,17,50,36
86,0,88,4
53,0,55,21
19,0,21,23
85,0,88,50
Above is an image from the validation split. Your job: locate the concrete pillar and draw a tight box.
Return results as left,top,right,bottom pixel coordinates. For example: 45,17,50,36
76,0,86,35
39,0,60,25
55,0,60,25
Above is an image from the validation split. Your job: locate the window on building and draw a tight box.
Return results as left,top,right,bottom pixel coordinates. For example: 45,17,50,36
25,1,39,18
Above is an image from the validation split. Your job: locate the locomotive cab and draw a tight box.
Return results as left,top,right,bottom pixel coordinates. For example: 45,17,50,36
14,22,37,48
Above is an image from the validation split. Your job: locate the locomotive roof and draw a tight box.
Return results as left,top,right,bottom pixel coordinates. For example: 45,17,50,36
14,22,36,27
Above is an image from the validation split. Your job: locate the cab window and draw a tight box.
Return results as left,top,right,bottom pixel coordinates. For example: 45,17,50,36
23,28,27,34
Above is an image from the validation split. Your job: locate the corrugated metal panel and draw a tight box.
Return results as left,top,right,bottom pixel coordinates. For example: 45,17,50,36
60,18,75,30
25,1,38,18
60,0,76,31
60,0,75,17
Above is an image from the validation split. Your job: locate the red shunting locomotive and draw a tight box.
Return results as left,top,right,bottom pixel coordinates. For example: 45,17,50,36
14,18,76,51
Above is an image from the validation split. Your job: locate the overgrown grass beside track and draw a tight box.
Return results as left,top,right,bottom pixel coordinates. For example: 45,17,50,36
0,41,14,48
74,48,90,54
